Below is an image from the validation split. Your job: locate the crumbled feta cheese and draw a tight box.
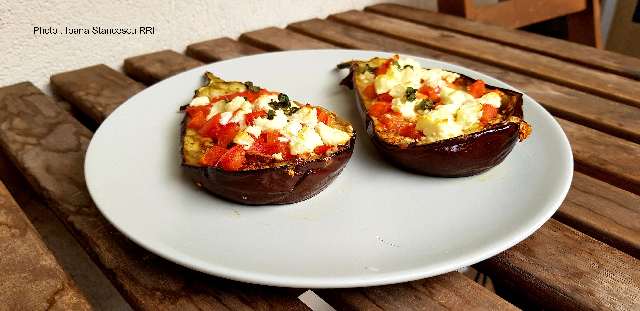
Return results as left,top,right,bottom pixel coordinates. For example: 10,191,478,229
289,126,324,155
391,98,418,119
290,106,318,128
316,123,350,145
189,96,210,107
233,131,255,149
477,92,502,108
244,125,262,138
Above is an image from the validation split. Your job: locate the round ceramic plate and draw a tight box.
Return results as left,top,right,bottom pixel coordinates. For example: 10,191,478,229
85,50,573,288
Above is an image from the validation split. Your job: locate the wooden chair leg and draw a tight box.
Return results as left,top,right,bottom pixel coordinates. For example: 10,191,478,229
567,0,603,48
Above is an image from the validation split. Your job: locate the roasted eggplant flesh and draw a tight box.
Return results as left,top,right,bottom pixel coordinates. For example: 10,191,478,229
340,56,530,177
180,72,355,205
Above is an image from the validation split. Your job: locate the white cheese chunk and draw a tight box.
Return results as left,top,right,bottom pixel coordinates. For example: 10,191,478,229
290,106,318,128
315,122,350,146
233,131,255,149
477,91,502,108
189,96,210,107
289,126,324,155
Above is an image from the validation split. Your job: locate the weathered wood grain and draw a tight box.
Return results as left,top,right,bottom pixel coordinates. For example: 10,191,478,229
0,82,311,311
239,27,337,51
124,50,204,85
286,18,640,145
50,64,146,123
327,10,640,109
0,180,93,310
186,37,264,63
365,3,640,79
475,219,640,310
555,172,640,259
315,272,518,310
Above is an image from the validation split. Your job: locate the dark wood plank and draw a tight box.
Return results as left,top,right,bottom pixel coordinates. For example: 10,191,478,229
286,18,640,145
473,0,586,30
186,37,264,63
367,3,633,77
315,272,518,310
124,50,204,85
0,180,93,310
556,117,640,196
239,27,337,51
555,172,640,259
327,10,640,109
50,64,146,123
475,219,640,310
0,82,310,311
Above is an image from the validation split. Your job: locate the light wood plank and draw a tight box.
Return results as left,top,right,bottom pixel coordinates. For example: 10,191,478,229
0,82,311,311
124,50,204,85
367,3,636,79
239,27,338,51
555,172,640,259
327,10,640,109
316,272,517,310
475,219,640,310
50,64,145,123
186,37,264,63
0,180,93,311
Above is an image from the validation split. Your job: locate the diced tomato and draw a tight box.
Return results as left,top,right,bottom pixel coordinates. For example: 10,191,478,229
187,105,211,118
216,122,240,148
245,110,266,125
219,145,246,171
377,92,394,103
265,131,281,145
187,111,207,130
468,79,486,99
399,124,423,139
199,113,223,138
314,145,332,155
379,112,405,132
316,108,330,124
418,85,441,102
362,84,377,99
415,92,427,100
368,102,392,118
375,54,399,76
480,104,498,122
198,145,227,167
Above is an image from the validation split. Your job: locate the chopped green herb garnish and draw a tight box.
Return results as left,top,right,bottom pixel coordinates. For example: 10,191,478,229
223,96,231,103
278,93,289,104
415,99,435,111
266,110,277,120
357,64,377,74
392,61,401,69
268,93,299,116
403,64,414,70
405,87,418,102
244,81,261,93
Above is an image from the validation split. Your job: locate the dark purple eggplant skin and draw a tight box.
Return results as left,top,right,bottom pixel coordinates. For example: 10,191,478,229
180,114,356,205
342,65,525,177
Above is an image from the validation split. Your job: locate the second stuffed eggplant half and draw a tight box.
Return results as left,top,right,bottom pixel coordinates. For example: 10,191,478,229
181,72,355,205
339,55,531,177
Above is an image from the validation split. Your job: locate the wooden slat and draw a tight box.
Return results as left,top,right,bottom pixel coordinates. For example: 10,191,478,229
326,10,640,109
555,172,640,259
556,117,640,196
475,219,640,310
315,272,517,310
239,27,338,51
186,37,264,63
50,64,145,123
286,18,640,145
124,50,204,85
0,180,93,310
0,82,310,311
366,3,635,78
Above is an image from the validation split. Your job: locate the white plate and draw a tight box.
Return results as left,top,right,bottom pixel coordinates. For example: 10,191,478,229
85,50,573,288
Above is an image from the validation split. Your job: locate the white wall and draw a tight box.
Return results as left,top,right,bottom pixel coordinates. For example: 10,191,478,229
0,0,436,97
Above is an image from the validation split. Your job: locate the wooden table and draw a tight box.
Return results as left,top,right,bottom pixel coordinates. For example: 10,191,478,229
1,3,639,310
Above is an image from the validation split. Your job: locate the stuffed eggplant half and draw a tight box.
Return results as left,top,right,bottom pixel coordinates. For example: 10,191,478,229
339,55,531,177
181,72,356,205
